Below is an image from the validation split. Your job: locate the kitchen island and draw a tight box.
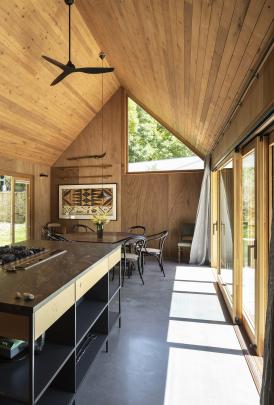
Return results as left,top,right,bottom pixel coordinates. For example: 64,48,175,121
0,240,121,405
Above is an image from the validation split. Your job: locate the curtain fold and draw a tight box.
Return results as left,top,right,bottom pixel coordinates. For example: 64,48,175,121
189,155,211,265
260,215,274,404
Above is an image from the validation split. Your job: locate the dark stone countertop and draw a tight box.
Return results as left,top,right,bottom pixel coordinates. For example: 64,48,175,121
0,240,120,315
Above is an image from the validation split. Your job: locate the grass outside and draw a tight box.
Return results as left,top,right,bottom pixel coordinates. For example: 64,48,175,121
0,222,27,245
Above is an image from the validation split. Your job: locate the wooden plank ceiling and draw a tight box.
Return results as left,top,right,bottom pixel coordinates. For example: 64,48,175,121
0,0,118,165
77,0,274,157
0,0,273,164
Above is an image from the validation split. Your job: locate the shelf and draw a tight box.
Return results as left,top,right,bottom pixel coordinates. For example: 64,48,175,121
76,300,107,344
0,342,73,403
109,311,120,332
76,334,107,389
109,282,120,302
36,388,74,405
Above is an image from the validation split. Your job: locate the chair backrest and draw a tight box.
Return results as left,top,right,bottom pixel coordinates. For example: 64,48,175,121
46,222,62,232
72,224,95,233
122,236,146,258
181,223,195,240
128,225,146,235
42,226,68,241
145,230,168,252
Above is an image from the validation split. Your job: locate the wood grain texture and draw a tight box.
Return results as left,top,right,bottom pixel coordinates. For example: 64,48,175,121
76,0,274,157
52,88,203,258
0,155,51,239
212,47,274,167
52,89,124,232
121,172,203,258
0,0,119,165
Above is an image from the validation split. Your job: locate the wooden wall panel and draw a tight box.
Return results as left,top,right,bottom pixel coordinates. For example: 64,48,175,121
122,172,202,258
52,89,123,232
0,155,51,239
51,87,203,258
212,47,274,167
121,173,169,237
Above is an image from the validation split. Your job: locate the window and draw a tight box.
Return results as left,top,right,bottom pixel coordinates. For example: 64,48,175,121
127,98,204,172
0,174,31,245
219,160,234,303
242,149,256,329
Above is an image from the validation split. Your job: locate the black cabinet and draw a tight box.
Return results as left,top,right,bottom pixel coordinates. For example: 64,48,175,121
0,255,121,405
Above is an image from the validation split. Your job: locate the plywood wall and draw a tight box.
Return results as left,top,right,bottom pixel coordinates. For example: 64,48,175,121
52,89,124,232
0,155,51,239
122,172,202,258
212,47,274,167
52,88,203,259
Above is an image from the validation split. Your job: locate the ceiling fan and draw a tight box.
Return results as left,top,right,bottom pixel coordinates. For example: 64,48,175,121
42,0,114,86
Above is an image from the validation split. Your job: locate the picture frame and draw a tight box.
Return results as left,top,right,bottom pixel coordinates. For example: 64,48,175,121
59,183,117,220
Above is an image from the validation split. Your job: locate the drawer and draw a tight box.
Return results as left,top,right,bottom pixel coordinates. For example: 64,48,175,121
34,283,75,339
75,257,108,301
108,248,121,269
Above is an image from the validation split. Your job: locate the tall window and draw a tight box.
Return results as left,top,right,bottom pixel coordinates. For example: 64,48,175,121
242,150,256,328
0,175,31,245
127,98,204,172
219,160,234,302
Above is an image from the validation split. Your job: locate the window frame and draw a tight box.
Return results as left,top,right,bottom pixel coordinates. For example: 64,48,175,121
125,95,204,175
0,171,33,244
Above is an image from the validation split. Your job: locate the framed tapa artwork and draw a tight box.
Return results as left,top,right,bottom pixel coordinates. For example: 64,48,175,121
59,184,117,220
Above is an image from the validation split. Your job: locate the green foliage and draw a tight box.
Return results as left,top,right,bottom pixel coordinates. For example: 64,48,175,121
128,98,195,163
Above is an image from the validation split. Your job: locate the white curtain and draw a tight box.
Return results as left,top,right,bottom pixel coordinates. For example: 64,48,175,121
189,155,211,265
219,174,233,269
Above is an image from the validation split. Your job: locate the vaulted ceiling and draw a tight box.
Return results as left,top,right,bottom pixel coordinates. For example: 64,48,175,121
0,0,273,165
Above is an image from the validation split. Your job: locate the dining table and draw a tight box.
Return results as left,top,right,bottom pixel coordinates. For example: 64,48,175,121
65,231,136,244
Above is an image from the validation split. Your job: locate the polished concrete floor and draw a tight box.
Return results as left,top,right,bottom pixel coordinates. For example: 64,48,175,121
76,259,259,405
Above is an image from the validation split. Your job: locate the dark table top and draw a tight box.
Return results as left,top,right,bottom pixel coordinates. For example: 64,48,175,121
65,231,134,244
0,240,119,314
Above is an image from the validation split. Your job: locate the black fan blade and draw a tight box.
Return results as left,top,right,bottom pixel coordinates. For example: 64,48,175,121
42,55,66,70
74,67,114,74
51,70,72,86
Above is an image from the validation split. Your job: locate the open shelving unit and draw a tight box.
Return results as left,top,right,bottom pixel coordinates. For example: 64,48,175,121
0,250,121,405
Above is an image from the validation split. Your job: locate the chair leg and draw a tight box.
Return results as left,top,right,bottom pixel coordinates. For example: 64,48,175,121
156,255,166,277
122,260,126,286
137,259,144,285
141,253,145,274
112,266,115,281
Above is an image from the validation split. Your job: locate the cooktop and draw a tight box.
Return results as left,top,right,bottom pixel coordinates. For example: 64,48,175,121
0,245,66,271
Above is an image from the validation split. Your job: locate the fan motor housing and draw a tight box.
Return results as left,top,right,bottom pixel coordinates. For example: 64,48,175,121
65,0,74,5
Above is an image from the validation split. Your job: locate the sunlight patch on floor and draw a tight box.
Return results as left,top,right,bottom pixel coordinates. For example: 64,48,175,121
167,320,240,350
164,347,259,405
175,266,215,282
173,280,216,294
169,292,226,322
164,265,259,405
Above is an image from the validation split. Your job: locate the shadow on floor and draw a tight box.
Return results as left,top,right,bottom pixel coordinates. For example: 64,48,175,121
76,259,259,405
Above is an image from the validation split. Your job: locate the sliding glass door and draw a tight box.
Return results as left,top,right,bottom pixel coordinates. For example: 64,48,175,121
219,160,234,302
242,149,256,330
0,175,31,246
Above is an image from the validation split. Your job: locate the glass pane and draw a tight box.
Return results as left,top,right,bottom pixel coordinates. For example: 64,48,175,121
0,176,12,246
14,180,30,243
242,151,256,326
219,161,234,300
